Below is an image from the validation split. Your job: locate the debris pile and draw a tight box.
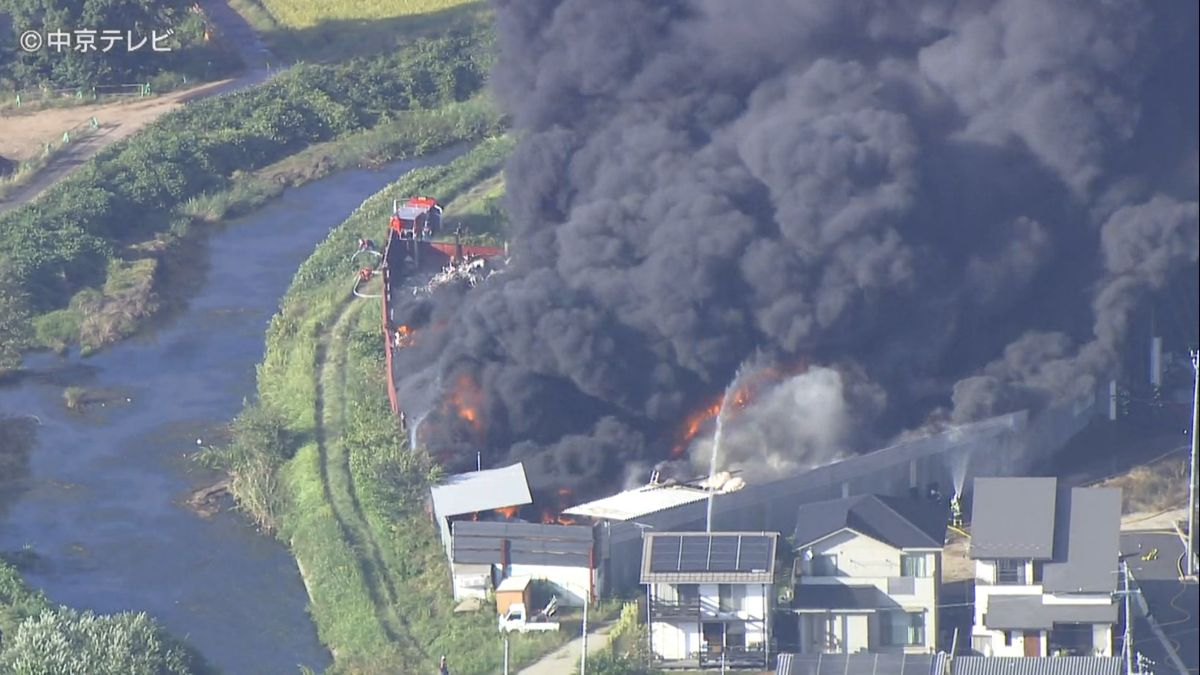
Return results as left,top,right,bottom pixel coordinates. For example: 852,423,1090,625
413,257,489,296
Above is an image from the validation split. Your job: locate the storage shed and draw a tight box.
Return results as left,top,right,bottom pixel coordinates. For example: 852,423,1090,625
495,576,533,616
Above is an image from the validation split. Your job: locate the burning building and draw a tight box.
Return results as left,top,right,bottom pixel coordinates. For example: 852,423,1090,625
387,0,1197,505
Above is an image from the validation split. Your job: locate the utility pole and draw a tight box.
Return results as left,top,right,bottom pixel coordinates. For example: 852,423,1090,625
580,591,589,675
503,636,509,675
1122,560,1134,675
1186,351,1198,577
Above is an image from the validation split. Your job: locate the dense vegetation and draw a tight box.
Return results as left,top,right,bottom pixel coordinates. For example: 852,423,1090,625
0,0,239,89
206,138,604,672
0,26,497,369
0,561,209,674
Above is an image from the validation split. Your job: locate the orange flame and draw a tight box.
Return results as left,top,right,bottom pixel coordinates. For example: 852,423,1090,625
394,324,415,348
496,505,518,519
670,400,722,458
445,372,484,432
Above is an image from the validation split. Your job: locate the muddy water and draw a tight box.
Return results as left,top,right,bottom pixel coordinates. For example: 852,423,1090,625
0,147,462,673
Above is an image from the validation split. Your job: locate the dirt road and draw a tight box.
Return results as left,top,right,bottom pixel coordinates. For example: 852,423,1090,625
0,0,273,216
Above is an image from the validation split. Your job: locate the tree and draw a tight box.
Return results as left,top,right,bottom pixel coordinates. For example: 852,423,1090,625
0,261,32,374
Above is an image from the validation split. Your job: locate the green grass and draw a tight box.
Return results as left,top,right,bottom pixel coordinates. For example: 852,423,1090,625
229,0,489,62
214,136,590,673
441,170,507,244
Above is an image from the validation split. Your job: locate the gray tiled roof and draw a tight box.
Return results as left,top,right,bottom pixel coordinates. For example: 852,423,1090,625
951,656,1123,675
969,477,1058,559
793,494,948,550
790,583,901,612
1041,487,1121,593
982,593,1118,630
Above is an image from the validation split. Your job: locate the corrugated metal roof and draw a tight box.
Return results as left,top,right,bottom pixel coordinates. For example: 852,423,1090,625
983,594,1118,630
452,520,594,568
564,483,711,521
430,463,531,519
951,656,1123,675
1041,487,1121,593
776,652,939,675
793,495,947,550
970,478,1058,559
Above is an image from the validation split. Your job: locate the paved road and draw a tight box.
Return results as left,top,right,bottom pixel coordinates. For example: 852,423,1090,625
0,0,273,216
518,623,613,675
1121,532,1199,674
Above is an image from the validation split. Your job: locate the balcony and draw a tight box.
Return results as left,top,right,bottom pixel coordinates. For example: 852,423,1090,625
887,576,916,595
650,599,701,620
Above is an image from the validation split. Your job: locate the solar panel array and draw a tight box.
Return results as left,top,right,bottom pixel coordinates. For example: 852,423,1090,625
648,534,772,573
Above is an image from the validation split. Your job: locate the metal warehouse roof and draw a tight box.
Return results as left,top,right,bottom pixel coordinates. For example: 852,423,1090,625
641,532,776,583
793,494,947,551
1041,486,1121,593
970,477,1058,559
430,463,531,519
564,483,711,521
452,520,594,568
983,594,1118,630
950,656,1123,675
776,652,945,675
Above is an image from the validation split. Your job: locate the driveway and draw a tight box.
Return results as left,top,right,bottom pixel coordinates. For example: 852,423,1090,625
1121,532,1198,674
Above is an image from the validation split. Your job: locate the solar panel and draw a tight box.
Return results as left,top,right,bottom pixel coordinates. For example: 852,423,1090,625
708,536,740,571
678,537,711,571
649,536,682,572
736,536,772,571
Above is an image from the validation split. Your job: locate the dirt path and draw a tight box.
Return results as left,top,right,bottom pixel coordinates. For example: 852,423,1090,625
314,296,428,660
0,0,274,216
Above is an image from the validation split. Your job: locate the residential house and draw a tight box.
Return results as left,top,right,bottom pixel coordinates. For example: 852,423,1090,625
790,494,948,655
451,520,599,605
969,477,1121,658
641,531,778,669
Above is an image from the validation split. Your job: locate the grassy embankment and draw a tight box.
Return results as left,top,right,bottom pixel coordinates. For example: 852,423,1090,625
210,136,609,673
228,0,487,62
0,25,500,363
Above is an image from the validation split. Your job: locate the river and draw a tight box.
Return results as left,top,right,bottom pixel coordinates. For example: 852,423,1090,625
0,146,462,673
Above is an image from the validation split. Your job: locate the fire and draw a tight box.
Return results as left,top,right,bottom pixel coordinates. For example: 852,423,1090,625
670,400,722,458
540,509,577,525
394,324,415,348
445,372,484,432
496,505,518,519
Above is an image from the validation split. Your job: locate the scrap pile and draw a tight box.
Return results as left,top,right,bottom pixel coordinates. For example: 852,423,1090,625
413,257,489,296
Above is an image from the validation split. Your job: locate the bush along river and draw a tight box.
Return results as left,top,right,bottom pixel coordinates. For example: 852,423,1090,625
0,146,464,673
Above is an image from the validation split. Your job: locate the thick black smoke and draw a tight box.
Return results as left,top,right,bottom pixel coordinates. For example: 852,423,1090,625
394,0,1199,495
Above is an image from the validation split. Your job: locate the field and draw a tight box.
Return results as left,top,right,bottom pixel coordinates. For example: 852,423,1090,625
229,0,487,62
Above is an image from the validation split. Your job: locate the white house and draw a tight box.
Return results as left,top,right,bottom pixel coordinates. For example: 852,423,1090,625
789,494,947,655
641,531,778,670
969,477,1120,658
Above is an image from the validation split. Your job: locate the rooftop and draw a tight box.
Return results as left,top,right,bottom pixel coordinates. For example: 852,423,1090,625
983,593,1118,630
790,584,901,613
776,652,943,675
793,494,948,551
640,531,777,584
496,576,532,592
430,463,532,520
1042,487,1121,593
950,656,1123,675
564,483,711,521
970,477,1058,559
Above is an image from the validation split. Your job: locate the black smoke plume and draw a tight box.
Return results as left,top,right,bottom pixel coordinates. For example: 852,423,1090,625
393,0,1199,495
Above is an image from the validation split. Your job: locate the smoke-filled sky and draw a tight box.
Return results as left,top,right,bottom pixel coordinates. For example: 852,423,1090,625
393,0,1199,495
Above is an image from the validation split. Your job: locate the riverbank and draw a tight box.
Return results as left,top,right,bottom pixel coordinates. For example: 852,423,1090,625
212,136,601,672
0,23,494,368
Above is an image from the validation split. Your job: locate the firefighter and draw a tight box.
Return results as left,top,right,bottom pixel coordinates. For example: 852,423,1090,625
390,214,402,231
358,268,373,283
438,655,449,675
949,493,963,529
422,224,432,240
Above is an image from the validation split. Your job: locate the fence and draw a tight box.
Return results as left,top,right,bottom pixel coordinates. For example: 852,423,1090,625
3,82,160,111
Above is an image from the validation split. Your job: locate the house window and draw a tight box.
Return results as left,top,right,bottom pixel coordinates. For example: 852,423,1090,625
1032,561,1044,583
881,610,926,646
1004,631,1013,646
901,553,929,578
995,559,1027,585
812,554,838,576
718,584,742,613
677,584,699,606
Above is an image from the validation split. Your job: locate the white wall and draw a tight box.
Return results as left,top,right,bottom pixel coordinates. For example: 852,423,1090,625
507,563,595,606
451,570,489,600
971,628,1045,657
797,530,939,652
1093,624,1112,656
